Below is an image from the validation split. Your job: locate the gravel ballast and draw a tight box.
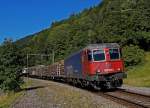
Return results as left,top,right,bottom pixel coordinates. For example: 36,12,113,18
12,78,126,108
121,85,150,96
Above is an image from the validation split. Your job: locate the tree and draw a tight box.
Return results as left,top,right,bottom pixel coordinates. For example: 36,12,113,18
0,38,23,91
122,45,145,67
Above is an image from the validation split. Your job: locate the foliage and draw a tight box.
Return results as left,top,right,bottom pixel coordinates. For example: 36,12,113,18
0,39,23,91
14,0,150,67
122,45,145,67
124,52,150,87
0,79,32,108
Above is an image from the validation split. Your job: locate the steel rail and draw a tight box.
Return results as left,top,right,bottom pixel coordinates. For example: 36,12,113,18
96,89,150,108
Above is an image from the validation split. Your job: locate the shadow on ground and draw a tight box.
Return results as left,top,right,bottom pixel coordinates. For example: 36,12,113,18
19,86,47,92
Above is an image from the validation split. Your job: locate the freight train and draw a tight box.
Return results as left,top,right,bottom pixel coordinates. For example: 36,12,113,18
25,43,127,89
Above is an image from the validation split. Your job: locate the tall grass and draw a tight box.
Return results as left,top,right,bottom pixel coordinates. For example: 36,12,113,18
0,79,32,108
124,52,150,87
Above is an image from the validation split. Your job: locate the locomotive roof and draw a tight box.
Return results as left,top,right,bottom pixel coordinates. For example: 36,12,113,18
65,43,120,60
85,43,120,50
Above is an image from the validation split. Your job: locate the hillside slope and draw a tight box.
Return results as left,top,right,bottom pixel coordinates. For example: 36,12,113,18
125,52,150,87
15,0,150,66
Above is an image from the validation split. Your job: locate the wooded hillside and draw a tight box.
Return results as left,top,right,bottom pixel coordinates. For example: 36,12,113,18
15,0,150,67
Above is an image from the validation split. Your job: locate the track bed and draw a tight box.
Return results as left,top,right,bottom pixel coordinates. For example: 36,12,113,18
12,78,126,108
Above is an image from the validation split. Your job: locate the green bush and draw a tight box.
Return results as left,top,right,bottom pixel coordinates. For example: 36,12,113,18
0,78,20,91
0,39,23,91
122,45,145,67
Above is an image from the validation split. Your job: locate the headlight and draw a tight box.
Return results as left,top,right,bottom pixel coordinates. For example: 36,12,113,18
117,68,121,71
97,69,100,73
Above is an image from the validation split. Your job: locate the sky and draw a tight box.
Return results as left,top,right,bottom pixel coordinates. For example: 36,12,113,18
0,0,101,43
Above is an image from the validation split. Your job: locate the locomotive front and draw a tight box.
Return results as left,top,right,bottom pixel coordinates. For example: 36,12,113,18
82,43,127,89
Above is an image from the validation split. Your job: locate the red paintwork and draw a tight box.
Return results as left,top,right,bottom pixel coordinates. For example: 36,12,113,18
82,48,125,77
82,51,89,77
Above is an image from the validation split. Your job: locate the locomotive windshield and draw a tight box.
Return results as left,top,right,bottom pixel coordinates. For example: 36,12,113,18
93,50,105,61
109,49,120,60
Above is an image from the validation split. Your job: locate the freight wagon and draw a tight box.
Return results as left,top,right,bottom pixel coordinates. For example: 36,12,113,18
27,60,65,79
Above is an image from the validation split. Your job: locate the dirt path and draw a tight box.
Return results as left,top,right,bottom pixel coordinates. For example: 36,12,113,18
12,78,126,108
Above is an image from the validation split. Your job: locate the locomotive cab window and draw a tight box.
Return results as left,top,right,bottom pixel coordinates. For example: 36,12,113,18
93,50,105,61
109,49,120,60
88,51,92,61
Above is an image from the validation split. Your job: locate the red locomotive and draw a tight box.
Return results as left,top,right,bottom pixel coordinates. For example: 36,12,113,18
27,43,127,89
65,43,127,89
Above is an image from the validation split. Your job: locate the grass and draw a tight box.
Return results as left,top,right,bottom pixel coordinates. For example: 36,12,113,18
124,52,150,87
0,78,32,108
0,92,22,108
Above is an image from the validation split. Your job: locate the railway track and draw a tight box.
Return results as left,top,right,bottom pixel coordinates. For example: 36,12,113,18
96,88,150,108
